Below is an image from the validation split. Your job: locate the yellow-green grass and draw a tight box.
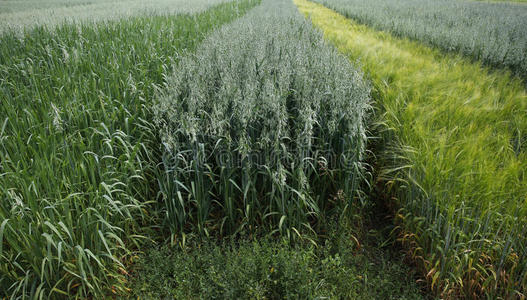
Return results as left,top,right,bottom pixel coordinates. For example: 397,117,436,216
315,0,527,83
294,0,527,297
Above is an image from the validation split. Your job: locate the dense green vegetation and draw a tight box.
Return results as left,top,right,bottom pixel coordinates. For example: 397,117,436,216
313,0,527,81
0,0,224,13
475,0,527,2
131,226,423,299
0,0,259,297
156,0,370,240
2,0,525,297
295,0,527,297
0,0,228,33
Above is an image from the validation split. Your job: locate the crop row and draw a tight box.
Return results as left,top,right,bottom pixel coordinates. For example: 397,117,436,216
0,0,229,33
314,0,527,81
0,0,258,298
155,0,370,241
295,0,527,297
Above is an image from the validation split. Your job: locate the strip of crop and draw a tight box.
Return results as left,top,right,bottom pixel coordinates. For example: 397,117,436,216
294,0,527,298
0,0,259,298
155,0,371,242
0,0,230,33
474,0,527,2
312,0,527,83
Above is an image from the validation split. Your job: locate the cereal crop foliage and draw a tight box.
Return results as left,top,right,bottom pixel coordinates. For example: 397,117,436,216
313,0,527,82
0,0,259,298
0,0,231,33
294,0,527,297
155,0,371,241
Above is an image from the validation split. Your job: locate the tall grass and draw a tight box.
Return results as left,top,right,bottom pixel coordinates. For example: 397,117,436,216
0,0,230,33
155,0,371,242
0,0,225,14
474,0,527,3
313,0,527,82
0,0,259,297
294,0,527,297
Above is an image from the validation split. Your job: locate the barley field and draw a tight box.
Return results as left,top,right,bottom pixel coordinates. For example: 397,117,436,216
0,0,525,298
297,0,527,297
314,0,527,81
